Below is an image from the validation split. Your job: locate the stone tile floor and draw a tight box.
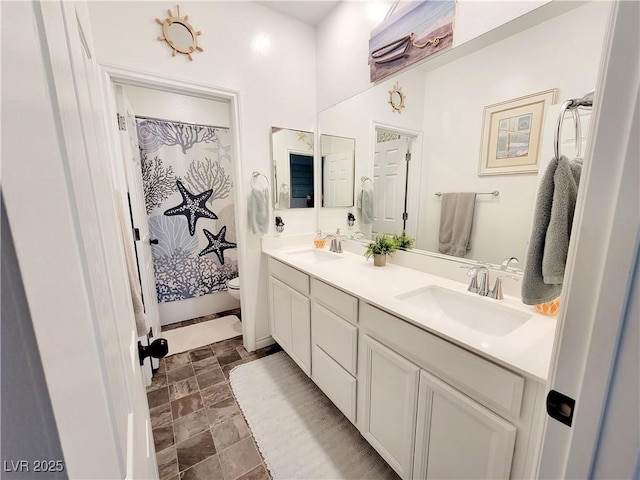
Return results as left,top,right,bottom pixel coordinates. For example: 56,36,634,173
147,312,281,480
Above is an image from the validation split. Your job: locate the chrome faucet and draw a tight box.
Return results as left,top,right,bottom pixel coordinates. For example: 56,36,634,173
323,234,342,253
464,265,490,296
500,256,519,271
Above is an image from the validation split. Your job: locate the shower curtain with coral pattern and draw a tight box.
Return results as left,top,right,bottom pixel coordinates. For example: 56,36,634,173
136,118,238,303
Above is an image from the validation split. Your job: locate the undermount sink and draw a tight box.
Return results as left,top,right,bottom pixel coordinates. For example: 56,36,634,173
395,285,532,336
286,248,344,264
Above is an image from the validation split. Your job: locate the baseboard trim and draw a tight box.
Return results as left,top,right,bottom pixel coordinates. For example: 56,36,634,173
254,336,275,350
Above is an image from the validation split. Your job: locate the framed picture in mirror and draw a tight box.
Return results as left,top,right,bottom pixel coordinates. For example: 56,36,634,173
479,89,557,176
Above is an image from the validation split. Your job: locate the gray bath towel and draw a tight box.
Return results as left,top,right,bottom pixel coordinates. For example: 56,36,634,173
249,184,269,235
522,156,582,305
438,192,477,257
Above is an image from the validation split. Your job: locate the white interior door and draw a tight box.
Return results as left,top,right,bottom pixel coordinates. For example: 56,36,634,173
323,150,354,207
537,2,640,477
115,86,161,340
9,2,158,477
373,136,408,236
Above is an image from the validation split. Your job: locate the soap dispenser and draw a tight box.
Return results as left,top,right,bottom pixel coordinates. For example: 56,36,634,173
314,231,325,248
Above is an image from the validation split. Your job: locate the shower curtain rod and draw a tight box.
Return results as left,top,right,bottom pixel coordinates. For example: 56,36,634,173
135,115,229,131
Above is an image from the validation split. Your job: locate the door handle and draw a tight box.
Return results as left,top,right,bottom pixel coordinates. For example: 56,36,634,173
138,338,168,366
546,389,575,427
150,238,159,245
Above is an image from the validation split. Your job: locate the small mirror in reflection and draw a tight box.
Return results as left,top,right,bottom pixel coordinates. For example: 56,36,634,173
271,127,315,209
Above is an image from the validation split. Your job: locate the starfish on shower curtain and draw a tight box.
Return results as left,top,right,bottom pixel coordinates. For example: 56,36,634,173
198,225,237,264
164,179,218,236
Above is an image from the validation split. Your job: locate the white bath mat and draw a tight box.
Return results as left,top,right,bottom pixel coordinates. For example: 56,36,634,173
162,315,242,355
229,352,399,480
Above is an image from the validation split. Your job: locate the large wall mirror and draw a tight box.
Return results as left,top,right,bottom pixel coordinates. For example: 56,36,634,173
320,134,355,207
271,127,315,209
318,1,610,269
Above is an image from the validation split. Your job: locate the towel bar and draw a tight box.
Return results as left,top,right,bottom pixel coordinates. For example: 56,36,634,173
435,191,499,197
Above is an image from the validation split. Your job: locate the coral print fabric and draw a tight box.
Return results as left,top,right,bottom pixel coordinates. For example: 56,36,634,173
136,118,238,303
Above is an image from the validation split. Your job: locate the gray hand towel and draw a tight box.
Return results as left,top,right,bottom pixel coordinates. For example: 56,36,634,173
438,192,477,257
521,156,582,305
360,188,374,225
249,185,269,235
279,191,290,209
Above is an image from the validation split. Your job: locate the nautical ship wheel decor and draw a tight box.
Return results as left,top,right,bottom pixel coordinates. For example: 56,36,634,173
388,82,406,113
156,5,203,61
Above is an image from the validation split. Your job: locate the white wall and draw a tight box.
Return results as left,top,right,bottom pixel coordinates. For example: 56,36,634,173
418,1,609,265
89,1,317,346
316,0,550,111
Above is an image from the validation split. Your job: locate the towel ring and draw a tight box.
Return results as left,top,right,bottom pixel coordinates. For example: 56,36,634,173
554,101,583,160
251,171,269,187
361,176,373,186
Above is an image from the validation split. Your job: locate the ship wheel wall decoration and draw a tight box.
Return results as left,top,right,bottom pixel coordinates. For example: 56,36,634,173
156,6,203,60
388,82,406,113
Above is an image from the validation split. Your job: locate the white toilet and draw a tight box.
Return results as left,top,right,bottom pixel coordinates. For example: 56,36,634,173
227,277,241,300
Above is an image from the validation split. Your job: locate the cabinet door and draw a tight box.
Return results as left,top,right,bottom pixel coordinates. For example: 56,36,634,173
269,276,311,376
289,287,311,376
360,334,420,479
414,370,516,480
269,276,291,352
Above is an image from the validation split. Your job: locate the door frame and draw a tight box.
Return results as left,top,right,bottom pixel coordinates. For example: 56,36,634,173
98,63,254,351
371,122,422,241
537,1,639,476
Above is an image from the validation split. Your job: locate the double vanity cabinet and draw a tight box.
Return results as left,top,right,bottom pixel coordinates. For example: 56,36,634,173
265,250,550,480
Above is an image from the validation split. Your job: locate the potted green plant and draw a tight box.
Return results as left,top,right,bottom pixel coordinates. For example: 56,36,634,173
364,233,398,267
393,231,415,250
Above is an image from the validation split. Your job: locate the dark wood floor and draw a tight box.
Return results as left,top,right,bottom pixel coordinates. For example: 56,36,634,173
146,314,280,480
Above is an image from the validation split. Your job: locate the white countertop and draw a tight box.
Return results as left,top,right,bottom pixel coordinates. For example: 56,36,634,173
263,245,557,383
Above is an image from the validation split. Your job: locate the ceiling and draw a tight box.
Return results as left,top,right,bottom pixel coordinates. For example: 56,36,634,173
257,1,341,26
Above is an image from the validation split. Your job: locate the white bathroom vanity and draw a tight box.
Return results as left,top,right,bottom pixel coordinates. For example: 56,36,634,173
263,239,557,479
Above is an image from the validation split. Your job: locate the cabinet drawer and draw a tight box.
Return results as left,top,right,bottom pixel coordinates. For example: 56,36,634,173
312,278,358,324
312,301,357,375
360,302,524,419
268,257,309,295
312,345,357,423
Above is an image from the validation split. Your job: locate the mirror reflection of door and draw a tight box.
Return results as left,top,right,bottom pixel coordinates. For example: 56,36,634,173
321,134,355,207
372,128,415,237
289,153,314,208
